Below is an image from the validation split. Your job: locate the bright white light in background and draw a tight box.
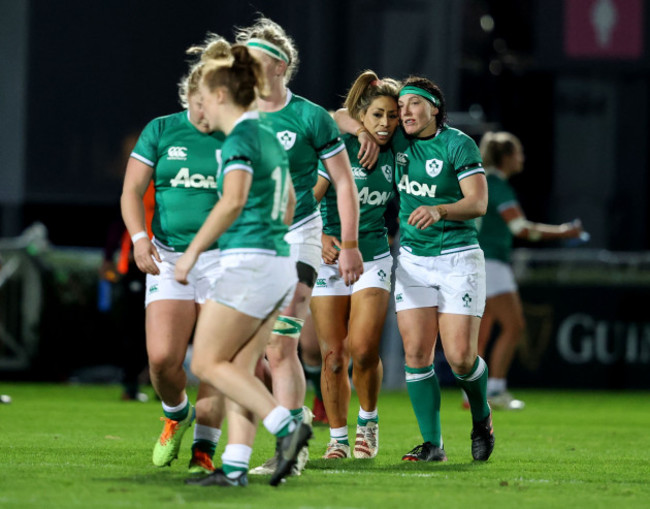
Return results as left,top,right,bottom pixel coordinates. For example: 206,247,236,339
480,14,495,32
591,0,617,47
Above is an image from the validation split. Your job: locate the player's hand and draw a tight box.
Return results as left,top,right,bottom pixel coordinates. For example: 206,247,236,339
562,218,584,238
408,205,445,230
174,251,198,285
357,131,379,169
338,247,363,286
133,237,161,275
321,234,340,264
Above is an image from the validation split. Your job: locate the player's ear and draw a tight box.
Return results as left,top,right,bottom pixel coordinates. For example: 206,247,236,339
216,86,228,104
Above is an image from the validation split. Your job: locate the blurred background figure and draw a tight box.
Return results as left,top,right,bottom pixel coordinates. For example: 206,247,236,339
100,149,153,402
475,131,585,410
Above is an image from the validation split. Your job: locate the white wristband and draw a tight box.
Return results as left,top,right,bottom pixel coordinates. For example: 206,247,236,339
131,231,148,243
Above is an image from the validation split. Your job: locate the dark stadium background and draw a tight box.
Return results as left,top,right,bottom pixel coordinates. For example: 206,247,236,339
1,0,649,387
2,0,649,249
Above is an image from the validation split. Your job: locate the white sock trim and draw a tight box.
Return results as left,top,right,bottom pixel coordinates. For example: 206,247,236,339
222,443,252,470
193,423,221,443
358,407,378,421
330,425,348,441
162,393,188,414
263,406,293,435
487,377,507,395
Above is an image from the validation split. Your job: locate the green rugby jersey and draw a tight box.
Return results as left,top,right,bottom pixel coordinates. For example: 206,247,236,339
477,169,519,263
131,111,225,251
217,111,291,257
393,126,484,256
260,90,345,229
319,134,394,262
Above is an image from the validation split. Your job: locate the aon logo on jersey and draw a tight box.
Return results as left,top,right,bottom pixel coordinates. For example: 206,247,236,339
397,175,436,197
359,187,392,206
170,168,216,189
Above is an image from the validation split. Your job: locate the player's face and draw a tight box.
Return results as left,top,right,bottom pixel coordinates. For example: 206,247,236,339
187,93,211,133
506,145,525,174
247,47,284,98
360,96,399,146
398,94,438,138
198,83,221,131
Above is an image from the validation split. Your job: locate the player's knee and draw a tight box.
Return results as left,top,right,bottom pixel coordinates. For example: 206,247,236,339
404,347,431,368
446,351,475,375
148,349,182,376
351,347,380,371
324,348,347,374
266,340,299,369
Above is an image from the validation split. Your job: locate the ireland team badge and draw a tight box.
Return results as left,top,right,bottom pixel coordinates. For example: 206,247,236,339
381,164,393,183
277,130,297,150
425,158,443,178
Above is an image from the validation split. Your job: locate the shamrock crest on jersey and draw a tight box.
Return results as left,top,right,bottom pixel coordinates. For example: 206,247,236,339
276,130,297,150
425,158,443,178
381,164,393,183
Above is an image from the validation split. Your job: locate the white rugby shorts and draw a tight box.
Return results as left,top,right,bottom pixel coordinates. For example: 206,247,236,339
145,239,221,307
285,215,323,272
485,258,518,298
208,252,297,319
394,247,486,317
312,254,392,297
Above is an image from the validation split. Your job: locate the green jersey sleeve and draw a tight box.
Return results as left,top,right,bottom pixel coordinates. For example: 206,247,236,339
131,117,163,167
448,130,484,181
221,134,255,176
478,173,519,263
309,107,346,160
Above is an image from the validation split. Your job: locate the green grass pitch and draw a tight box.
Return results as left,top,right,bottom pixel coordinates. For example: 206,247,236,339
0,383,648,508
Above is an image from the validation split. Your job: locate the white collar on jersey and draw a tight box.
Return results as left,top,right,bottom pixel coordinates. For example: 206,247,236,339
284,89,293,107
233,110,260,128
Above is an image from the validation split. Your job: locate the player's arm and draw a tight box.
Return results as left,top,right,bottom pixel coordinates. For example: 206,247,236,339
501,205,583,241
333,108,379,169
175,169,251,284
313,174,339,264
313,174,330,203
409,173,488,230
322,150,363,284
120,157,161,274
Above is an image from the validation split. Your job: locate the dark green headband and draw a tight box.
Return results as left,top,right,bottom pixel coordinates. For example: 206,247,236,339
399,85,440,107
